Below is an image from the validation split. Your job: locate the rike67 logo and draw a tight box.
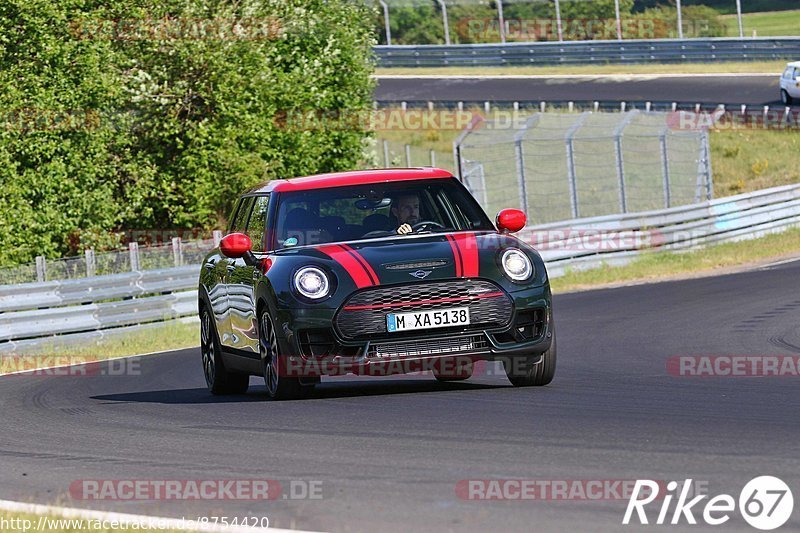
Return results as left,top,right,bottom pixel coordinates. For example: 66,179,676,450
623,477,794,530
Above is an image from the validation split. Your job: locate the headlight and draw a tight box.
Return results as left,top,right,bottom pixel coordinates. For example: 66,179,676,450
501,249,533,282
294,266,330,299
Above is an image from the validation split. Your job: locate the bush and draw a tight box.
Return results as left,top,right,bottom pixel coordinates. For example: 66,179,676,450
0,0,375,266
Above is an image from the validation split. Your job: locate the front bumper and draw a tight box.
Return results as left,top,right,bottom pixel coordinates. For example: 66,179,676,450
274,282,552,378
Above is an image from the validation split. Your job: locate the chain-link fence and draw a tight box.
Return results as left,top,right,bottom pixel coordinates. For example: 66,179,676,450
373,139,456,174
0,235,219,285
455,110,712,224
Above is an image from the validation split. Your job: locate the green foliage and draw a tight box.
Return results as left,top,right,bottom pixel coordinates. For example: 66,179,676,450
0,0,375,266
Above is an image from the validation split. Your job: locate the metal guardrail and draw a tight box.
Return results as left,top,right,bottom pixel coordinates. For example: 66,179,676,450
375,37,800,67
0,183,798,352
529,183,800,277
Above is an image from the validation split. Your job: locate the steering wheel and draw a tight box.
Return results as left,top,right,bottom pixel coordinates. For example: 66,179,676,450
411,220,445,232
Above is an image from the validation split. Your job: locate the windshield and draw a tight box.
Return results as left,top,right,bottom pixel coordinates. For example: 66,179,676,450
274,178,493,248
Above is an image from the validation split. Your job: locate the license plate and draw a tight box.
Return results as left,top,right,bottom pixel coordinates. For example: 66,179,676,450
386,307,470,333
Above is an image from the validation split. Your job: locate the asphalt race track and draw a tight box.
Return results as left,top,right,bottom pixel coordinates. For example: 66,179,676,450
1,259,799,532
374,75,785,106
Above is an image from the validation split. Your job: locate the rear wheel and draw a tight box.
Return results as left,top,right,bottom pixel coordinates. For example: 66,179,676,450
503,326,557,387
781,90,793,105
260,311,312,400
201,306,249,395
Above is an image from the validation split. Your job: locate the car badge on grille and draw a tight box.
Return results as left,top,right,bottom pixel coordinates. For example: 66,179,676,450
467,288,493,295
409,270,432,279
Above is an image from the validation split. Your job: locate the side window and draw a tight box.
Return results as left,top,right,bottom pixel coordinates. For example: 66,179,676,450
247,195,270,252
231,197,255,233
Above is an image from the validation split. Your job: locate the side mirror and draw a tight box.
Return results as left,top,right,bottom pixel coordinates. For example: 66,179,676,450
496,209,527,233
220,233,258,265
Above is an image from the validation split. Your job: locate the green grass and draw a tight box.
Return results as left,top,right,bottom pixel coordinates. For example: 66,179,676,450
550,227,800,293
710,129,800,197
721,9,800,37
375,61,786,77
1,320,199,375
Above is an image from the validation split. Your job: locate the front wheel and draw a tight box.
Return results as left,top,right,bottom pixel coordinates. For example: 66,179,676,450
201,306,249,395
781,90,793,105
260,311,312,400
503,326,557,387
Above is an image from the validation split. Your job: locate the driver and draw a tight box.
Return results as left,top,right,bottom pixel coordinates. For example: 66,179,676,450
391,193,420,235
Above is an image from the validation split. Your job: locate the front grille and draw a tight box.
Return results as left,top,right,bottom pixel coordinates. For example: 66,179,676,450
335,279,513,340
368,334,488,359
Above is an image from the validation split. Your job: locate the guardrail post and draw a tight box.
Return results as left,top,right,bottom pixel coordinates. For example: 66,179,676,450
383,140,390,167
172,237,183,267
213,230,223,248
129,242,140,272
405,144,411,166
35,256,47,282
660,133,671,208
85,249,96,277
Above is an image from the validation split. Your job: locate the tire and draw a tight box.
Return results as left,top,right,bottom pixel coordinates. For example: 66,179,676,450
781,90,793,105
503,325,557,387
433,359,473,382
259,311,312,400
201,305,249,395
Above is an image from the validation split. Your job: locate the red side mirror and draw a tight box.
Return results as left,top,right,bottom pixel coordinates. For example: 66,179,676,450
220,233,252,258
496,209,527,233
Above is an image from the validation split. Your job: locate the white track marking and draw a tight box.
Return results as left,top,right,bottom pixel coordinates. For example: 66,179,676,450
0,499,322,533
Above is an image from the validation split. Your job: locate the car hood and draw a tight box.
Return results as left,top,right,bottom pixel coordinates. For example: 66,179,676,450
267,231,547,305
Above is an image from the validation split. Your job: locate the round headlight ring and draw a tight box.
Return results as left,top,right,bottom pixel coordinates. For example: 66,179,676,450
501,249,533,282
294,266,330,300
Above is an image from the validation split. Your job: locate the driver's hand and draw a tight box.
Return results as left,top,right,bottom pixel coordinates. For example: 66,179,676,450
397,223,412,235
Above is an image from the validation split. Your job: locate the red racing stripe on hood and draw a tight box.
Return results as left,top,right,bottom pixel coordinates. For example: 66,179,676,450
317,244,377,288
445,235,463,278
450,233,479,278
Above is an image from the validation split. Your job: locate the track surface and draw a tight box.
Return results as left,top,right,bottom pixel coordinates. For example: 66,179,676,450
2,260,799,532
374,75,786,106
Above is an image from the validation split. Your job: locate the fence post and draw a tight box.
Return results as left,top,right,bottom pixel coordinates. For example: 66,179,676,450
613,110,638,214
514,140,529,214
35,256,47,282
703,131,714,200
429,150,436,167
85,249,96,277
383,140,390,167
172,237,183,267
379,0,391,45
436,0,450,45
405,144,411,167
213,230,223,248
564,113,590,219
497,0,506,43
660,133,671,209
129,242,140,272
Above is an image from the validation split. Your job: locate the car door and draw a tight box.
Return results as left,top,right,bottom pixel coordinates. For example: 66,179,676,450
227,194,271,355
219,196,256,349
792,67,800,99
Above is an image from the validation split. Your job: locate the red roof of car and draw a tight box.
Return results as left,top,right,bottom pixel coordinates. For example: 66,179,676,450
246,168,454,194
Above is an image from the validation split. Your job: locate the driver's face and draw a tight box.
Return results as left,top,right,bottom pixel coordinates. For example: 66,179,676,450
393,195,420,225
